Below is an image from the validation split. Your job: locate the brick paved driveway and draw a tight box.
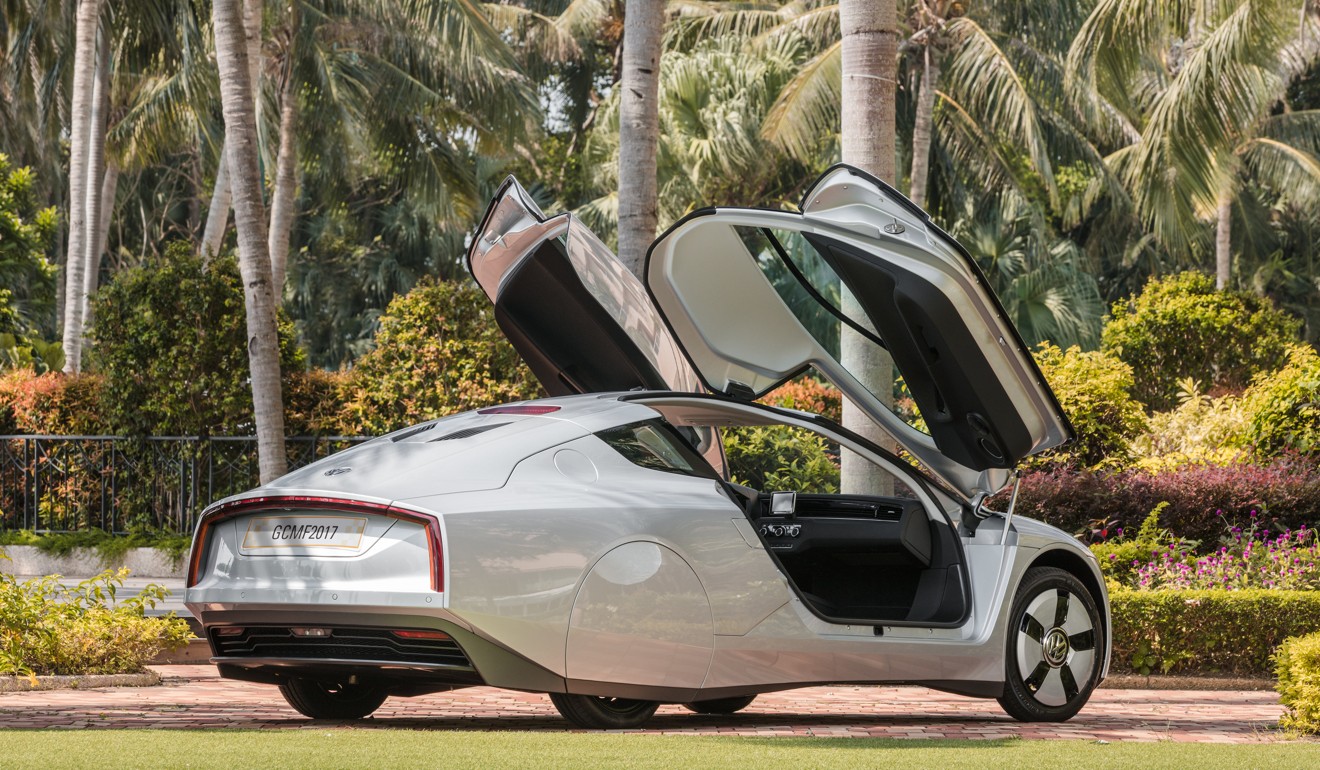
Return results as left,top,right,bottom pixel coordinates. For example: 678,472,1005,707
0,665,1284,743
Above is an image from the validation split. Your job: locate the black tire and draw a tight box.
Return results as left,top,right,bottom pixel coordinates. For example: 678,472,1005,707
278,678,388,720
997,566,1104,722
682,695,757,715
549,692,660,729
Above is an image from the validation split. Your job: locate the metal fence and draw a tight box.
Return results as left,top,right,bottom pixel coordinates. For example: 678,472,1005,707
0,435,370,534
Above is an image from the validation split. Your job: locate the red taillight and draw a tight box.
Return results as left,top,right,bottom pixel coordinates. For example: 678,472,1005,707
478,404,561,415
391,629,451,640
186,495,445,592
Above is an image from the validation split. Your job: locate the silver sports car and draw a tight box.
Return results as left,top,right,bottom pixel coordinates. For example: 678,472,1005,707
185,165,1110,728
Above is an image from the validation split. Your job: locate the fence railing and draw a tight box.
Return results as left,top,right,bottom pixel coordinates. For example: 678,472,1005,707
0,435,371,534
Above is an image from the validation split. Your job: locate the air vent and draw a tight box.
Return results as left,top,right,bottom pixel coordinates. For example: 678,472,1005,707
391,423,436,442
431,422,509,442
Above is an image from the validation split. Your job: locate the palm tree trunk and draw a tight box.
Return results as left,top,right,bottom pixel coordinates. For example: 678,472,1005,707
616,0,664,277
213,0,287,483
200,0,263,264
267,4,299,295
1215,193,1231,290
60,0,104,373
88,162,119,300
839,0,899,496
79,30,111,342
908,44,940,209
200,152,232,260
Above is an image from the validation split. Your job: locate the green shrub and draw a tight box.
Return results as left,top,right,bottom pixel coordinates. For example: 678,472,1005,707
1031,343,1147,468
1101,272,1301,412
1110,588,1320,675
0,530,191,566
0,153,58,341
339,279,540,434
0,564,191,676
721,425,839,493
1243,344,1320,457
1276,632,1320,733
88,243,305,437
1130,379,1251,471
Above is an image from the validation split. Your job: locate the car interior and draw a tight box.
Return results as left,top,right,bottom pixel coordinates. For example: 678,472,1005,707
629,397,971,628
737,486,967,626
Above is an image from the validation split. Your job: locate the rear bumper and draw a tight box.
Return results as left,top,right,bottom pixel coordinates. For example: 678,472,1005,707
190,604,565,697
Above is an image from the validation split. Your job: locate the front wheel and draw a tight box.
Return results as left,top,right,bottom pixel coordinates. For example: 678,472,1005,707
278,678,388,720
549,692,660,729
997,566,1103,722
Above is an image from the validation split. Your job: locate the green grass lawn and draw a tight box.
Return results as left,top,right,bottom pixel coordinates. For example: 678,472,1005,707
0,731,1314,769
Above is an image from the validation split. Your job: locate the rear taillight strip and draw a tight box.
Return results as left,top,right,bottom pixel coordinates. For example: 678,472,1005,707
186,495,444,592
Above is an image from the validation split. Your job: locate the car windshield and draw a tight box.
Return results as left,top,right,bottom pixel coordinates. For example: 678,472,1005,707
734,226,925,433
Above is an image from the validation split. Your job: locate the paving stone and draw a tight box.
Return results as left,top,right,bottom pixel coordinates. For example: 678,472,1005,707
0,664,1288,743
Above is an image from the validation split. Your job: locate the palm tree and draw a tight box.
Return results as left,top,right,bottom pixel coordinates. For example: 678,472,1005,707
1068,0,1320,289
617,0,666,277
837,0,898,496
212,0,287,482
200,0,263,261
60,0,105,373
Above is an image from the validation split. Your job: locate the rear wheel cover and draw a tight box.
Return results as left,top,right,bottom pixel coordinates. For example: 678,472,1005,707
682,695,757,715
997,566,1102,722
549,692,660,729
278,678,388,720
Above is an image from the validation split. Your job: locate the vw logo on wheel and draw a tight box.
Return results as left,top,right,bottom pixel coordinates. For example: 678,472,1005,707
1043,628,1070,666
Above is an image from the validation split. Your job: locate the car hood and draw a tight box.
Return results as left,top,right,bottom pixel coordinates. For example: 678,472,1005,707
467,167,1072,498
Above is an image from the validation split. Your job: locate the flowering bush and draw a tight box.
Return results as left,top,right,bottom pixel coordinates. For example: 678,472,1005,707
1132,517,1320,591
761,377,842,422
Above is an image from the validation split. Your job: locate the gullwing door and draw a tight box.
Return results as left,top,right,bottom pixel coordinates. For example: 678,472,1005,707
644,165,1072,497
467,177,702,396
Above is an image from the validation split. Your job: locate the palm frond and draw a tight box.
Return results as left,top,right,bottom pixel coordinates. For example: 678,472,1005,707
943,17,1057,205
761,39,839,163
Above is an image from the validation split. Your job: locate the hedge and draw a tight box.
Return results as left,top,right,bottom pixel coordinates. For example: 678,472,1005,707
1004,456,1320,545
1110,589,1320,676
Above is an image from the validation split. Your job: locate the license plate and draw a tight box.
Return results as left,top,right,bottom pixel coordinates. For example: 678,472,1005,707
242,515,368,550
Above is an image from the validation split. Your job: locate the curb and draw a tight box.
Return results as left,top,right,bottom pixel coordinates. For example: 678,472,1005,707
0,670,161,692
0,545,184,579
1101,674,1276,691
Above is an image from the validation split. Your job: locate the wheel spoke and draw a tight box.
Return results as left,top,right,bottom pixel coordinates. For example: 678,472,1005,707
1060,663,1081,702
1053,589,1070,628
1023,660,1050,694
1035,666,1067,707
1063,593,1093,635
1020,613,1045,643
1069,629,1095,652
